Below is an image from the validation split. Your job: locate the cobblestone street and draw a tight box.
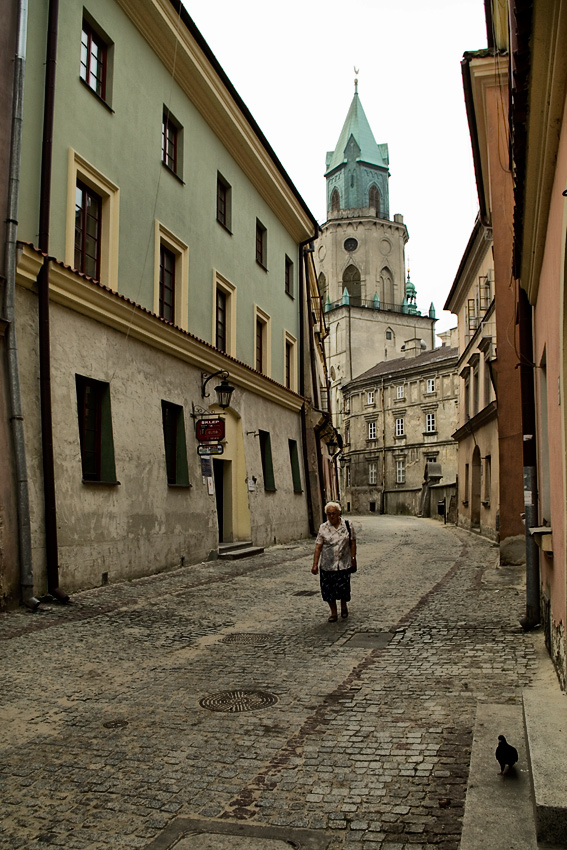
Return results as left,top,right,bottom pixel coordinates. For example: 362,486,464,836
0,516,537,850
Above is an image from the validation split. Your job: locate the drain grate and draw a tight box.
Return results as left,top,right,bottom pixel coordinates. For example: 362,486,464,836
220,633,271,645
102,719,129,729
345,631,394,650
199,689,279,712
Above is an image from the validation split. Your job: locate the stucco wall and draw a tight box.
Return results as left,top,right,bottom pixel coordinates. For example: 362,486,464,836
16,286,310,594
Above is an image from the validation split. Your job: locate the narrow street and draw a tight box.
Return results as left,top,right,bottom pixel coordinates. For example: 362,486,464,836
1,516,537,850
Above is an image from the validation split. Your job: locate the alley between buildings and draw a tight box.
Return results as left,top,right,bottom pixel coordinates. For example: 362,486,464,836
1,516,537,850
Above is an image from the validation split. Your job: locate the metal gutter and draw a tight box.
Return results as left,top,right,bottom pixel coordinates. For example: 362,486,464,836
3,0,39,609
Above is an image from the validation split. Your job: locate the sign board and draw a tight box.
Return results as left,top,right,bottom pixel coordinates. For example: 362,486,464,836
198,444,224,456
200,457,213,477
196,418,225,442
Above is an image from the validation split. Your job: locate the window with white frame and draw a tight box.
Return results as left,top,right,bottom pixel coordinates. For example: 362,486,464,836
368,421,377,440
367,390,374,405
154,222,189,330
425,412,436,432
369,462,377,485
396,459,405,483
67,150,120,289
396,384,404,399
395,417,404,437
426,378,435,393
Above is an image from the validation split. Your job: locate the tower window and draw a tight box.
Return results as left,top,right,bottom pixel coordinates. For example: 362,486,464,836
369,184,380,216
331,189,340,212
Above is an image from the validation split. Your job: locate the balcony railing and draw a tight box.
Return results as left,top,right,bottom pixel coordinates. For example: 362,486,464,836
324,297,422,316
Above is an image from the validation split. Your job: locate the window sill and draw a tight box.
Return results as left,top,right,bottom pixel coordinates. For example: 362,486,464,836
394,434,406,439
82,479,121,486
256,259,268,272
167,483,192,489
285,290,294,300
423,430,438,436
162,162,185,185
216,218,232,235
264,487,277,493
79,77,114,113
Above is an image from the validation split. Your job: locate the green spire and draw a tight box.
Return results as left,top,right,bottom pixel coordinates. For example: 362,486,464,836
326,87,388,174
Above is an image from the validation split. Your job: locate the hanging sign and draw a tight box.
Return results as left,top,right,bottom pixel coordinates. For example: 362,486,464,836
196,418,225,442
197,444,224,456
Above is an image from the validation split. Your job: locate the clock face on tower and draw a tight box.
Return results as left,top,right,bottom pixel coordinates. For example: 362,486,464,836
344,237,358,252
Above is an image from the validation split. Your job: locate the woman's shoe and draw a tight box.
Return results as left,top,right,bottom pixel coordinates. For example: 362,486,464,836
328,614,338,622
341,608,348,619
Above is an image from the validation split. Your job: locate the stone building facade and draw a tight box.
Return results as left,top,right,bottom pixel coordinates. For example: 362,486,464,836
314,83,437,434
341,343,459,516
1,0,331,604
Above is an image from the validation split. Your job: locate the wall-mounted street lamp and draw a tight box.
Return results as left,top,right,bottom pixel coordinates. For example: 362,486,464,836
327,438,338,457
201,370,235,410
339,454,347,469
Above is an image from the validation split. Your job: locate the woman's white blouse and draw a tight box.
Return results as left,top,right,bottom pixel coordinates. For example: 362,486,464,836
316,519,355,572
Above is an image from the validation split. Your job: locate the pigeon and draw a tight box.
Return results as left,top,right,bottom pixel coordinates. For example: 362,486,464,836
496,734,518,775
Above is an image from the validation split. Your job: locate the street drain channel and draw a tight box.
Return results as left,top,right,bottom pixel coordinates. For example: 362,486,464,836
220,633,271,645
293,590,319,596
199,689,279,712
102,719,129,729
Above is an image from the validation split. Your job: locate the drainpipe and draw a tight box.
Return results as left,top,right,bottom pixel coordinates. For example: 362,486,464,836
380,376,386,513
299,238,318,535
37,0,69,602
518,288,539,630
4,0,40,609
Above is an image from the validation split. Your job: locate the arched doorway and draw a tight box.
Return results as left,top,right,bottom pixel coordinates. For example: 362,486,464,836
471,445,481,530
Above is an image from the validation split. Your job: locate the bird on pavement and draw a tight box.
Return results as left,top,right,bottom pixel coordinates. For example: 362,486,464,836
496,735,518,775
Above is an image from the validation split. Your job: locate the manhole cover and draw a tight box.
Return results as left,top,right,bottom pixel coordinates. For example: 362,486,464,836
293,590,319,597
220,633,271,645
102,719,129,729
199,689,279,712
345,631,393,649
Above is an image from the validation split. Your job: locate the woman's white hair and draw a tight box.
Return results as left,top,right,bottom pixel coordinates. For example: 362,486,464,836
324,501,342,514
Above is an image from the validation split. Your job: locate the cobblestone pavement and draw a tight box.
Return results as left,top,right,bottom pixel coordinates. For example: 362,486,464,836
0,516,537,850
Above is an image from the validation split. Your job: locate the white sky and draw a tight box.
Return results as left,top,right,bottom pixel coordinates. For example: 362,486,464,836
185,0,488,338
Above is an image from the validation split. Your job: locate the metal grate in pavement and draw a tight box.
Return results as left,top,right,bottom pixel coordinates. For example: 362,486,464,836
220,633,272,645
345,631,394,649
199,689,279,713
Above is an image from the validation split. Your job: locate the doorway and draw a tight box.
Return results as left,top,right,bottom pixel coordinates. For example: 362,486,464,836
213,459,224,542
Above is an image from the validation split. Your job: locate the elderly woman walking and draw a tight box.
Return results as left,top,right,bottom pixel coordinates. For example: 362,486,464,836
311,502,357,622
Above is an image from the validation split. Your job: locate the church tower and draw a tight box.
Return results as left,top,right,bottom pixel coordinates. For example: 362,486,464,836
315,82,437,415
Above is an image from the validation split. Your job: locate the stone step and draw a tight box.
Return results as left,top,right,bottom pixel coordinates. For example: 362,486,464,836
218,542,264,560
523,633,567,846
460,703,537,850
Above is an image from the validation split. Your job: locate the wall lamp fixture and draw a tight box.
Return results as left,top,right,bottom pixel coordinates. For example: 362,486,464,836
201,370,235,410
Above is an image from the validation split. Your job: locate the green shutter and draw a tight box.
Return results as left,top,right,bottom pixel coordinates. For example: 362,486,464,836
289,439,302,493
259,430,276,491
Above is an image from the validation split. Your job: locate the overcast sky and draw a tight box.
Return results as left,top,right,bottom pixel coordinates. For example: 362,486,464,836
186,0,488,337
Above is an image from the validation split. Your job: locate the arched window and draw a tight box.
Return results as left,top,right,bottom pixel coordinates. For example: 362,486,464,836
380,268,394,305
369,184,380,216
331,189,340,212
318,272,327,300
343,264,362,307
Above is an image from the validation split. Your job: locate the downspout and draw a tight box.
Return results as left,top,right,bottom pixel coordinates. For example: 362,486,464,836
518,288,539,630
37,0,68,602
4,0,40,609
380,376,386,513
299,238,317,535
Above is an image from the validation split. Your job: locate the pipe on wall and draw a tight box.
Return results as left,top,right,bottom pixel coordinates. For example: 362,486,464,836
3,0,39,610
37,0,68,602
